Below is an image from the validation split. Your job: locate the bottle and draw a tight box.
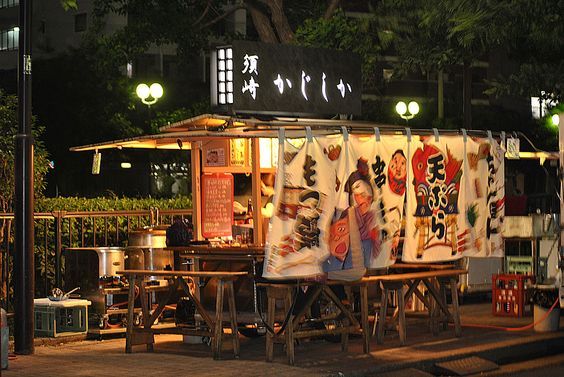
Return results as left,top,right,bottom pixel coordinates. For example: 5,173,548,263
245,198,254,225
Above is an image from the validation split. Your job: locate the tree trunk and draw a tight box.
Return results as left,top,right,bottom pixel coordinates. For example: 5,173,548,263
462,61,472,129
247,2,279,43
266,0,294,43
324,0,341,19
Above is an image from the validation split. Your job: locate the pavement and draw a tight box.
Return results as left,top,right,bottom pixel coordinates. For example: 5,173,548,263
3,302,564,377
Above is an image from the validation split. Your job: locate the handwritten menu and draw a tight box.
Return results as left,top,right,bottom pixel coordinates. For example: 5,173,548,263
201,173,234,238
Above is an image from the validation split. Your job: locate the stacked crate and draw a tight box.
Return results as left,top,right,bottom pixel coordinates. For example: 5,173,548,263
492,274,534,317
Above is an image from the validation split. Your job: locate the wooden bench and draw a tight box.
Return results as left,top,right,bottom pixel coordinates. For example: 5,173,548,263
259,268,467,364
257,280,368,366
117,270,247,360
361,269,467,346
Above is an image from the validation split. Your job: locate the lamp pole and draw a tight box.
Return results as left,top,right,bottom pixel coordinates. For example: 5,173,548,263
14,0,34,354
558,113,564,308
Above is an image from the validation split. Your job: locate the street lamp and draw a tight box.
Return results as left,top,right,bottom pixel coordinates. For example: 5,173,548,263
552,113,560,127
395,100,420,124
136,82,163,106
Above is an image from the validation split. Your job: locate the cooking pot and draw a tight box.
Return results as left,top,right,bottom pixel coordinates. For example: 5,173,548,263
92,247,126,278
128,228,173,282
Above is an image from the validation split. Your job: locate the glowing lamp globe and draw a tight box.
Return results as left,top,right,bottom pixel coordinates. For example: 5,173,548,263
395,101,407,116
408,101,420,115
136,83,150,100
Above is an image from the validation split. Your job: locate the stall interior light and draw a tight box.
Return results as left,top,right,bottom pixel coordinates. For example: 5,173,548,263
121,162,132,169
217,47,234,105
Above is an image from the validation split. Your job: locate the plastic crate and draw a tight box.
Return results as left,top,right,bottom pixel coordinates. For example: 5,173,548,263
34,298,91,337
492,274,534,317
506,256,534,275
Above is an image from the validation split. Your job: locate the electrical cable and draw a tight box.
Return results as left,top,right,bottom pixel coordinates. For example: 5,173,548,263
255,281,300,336
452,298,560,332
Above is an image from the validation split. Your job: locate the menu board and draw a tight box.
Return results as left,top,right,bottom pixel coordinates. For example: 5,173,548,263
201,173,234,238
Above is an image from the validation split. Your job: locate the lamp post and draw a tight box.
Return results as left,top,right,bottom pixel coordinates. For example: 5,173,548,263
395,100,420,125
557,112,564,309
14,0,34,355
135,82,163,106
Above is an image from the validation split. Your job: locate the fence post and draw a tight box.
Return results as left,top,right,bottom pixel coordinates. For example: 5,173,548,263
54,211,63,288
149,207,155,227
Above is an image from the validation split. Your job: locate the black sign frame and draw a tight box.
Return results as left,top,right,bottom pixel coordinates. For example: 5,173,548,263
211,41,362,117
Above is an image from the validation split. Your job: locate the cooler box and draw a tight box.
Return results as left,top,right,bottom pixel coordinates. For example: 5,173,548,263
34,298,91,337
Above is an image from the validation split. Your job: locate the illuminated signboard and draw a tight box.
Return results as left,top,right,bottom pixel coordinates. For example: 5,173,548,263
211,40,362,117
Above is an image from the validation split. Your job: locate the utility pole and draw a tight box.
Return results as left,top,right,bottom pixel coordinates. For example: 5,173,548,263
14,0,34,355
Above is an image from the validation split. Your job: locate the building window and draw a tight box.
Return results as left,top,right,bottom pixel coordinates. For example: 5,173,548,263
0,27,19,51
74,13,87,32
0,0,19,9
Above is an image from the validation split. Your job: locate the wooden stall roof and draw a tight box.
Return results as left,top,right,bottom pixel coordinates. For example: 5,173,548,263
70,113,399,152
70,113,558,160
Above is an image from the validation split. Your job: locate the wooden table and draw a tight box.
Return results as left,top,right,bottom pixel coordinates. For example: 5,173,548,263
387,263,457,271
259,268,467,364
360,268,468,347
257,280,366,366
117,269,247,359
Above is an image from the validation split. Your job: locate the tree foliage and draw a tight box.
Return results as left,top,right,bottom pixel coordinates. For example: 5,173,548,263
294,9,388,81
0,91,50,214
374,0,563,102
484,0,564,103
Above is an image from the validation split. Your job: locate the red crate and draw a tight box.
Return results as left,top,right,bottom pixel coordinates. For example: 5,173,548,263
492,274,535,317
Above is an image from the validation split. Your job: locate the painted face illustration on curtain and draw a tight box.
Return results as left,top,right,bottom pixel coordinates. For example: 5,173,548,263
388,150,407,196
345,158,382,265
328,210,350,262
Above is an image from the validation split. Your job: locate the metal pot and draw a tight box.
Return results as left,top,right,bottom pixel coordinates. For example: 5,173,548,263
128,228,173,282
128,228,167,248
94,247,126,278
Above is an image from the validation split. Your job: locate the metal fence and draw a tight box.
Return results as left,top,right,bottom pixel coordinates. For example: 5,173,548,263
0,208,193,311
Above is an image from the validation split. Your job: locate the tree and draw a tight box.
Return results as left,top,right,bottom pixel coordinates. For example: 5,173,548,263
89,1,342,57
0,91,50,215
294,9,390,87
484,0,564,106
373,0,513,128
0,91,50,300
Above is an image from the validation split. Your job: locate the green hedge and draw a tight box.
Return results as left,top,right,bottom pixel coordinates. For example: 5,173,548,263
35,195,192,212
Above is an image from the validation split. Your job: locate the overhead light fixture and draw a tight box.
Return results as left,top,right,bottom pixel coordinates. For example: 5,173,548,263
215,46,234,105
120,162,132,169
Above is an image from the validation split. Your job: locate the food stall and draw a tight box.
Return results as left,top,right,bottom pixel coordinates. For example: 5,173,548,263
68,41,562,361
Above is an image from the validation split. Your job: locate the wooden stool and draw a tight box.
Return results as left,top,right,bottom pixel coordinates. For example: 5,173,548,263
262,283,359,365
436,276,462,337
265,285,295,365
376,280,406,345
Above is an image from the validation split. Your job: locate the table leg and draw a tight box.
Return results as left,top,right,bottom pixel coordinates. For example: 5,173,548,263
125,274,136,353
138,281,153,352
284,288,295,366
226,280,240,358
265,292,276,362
377,283,388,345
427,279,439,335
396,286,406,346
213,279,225,360
450,277,462,337
360,284,370,353
440,279,448,331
